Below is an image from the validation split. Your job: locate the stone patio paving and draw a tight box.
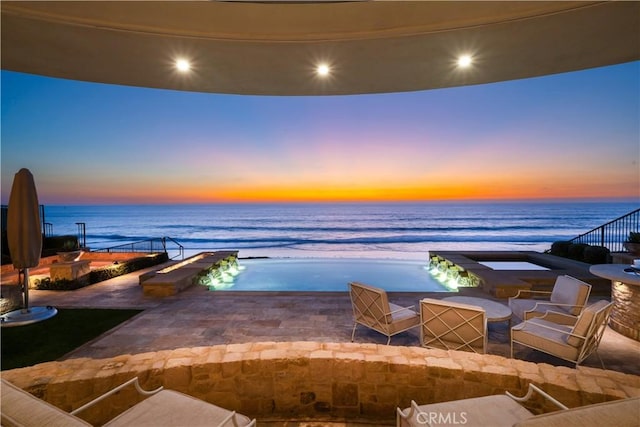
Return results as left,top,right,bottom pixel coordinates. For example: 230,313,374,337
23,261,640,376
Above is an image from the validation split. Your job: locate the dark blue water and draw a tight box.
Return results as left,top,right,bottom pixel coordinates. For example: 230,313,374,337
42,201,639,259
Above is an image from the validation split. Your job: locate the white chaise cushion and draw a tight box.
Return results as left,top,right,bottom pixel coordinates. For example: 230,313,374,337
103,389,252,427
398,394,534,427
1,379,91,427
514,396,640,427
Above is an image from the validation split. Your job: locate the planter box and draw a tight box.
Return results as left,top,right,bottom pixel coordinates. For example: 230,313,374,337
623,242,640,255
57,251,82,262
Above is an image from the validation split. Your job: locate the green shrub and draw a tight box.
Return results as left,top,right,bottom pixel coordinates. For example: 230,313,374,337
194,257,239,288
42,235,78,250
41,235,78,258
34,277,85,291
61,239,78,251
567,243,589,261
89,263,128,283
627,231,640,243
550,241,572,257
89,253,168,283
35,252,168,291
582,245,610,264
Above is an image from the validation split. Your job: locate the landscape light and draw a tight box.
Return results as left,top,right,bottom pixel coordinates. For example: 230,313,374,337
447,278,459,290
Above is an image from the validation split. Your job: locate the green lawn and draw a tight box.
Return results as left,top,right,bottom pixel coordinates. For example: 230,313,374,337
1,308,142,370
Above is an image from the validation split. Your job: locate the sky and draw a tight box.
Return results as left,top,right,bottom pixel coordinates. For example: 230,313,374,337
1,61,639,205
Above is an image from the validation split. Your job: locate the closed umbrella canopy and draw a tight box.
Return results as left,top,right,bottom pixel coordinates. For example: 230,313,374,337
7,168,42,309
2,168,56,326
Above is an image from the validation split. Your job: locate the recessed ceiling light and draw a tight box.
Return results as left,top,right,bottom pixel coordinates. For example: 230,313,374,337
457,55,473,68
316,63,330,77
176,59,191,72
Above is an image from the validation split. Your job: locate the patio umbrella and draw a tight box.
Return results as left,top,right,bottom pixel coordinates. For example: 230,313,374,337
7,168,42,311
2,168,57,326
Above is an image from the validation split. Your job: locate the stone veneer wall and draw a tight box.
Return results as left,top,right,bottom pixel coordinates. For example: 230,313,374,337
2,342,639,425
610,281,640,341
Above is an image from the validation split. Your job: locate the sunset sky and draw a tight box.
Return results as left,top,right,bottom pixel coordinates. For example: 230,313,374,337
1,61,639,205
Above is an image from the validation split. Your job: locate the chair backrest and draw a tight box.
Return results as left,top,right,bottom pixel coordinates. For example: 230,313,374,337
349,281,392,327
566,300,613,351
550,275,592,315
419,298,487,353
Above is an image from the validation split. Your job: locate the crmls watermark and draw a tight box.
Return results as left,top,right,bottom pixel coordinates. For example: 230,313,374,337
415,411,468,425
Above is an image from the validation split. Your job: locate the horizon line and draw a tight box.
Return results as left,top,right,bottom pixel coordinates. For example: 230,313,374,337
21,196,640,207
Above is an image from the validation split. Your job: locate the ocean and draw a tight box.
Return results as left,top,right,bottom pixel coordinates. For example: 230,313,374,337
42,201,638,260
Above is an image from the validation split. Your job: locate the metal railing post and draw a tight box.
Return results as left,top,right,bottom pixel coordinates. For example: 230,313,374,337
569,208,639,252
90,236,185,259
75,222,86,249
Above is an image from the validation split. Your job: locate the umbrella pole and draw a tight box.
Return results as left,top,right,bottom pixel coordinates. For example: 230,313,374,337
22,268,30,312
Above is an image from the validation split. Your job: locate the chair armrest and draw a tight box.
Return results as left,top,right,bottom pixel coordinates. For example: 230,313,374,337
396,400,434,427
509,290,552,301
506,383,568,410
537,309,579,325
531,302,584,310
70,377,163,416
513,318,587,343
527,302,583,319
218,411,257,427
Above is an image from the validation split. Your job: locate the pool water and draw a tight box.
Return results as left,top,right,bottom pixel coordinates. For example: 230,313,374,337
212,258,450,292
478,261,550,271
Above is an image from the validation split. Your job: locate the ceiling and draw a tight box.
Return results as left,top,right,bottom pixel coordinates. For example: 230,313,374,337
1,1,639,96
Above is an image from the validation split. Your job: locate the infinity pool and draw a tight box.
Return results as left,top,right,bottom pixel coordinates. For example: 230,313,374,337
212,258,450,292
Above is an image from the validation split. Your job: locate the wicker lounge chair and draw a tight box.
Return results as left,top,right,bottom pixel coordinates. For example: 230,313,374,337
508,275,591,323
511,300,613,368
1,377,256,427
349,281,420,345
419,298,487,353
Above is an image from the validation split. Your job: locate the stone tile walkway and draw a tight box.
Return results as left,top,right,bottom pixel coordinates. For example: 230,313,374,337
26,262,640,376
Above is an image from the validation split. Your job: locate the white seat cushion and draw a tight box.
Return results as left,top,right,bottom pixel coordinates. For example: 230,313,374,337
399,395,533,427
103,389,252,427
511,318,579,361
514,396,640,427
1,379,91,427
388,302,420,334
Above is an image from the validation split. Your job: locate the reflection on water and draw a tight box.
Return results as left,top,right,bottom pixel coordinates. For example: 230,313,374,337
211,258,450,292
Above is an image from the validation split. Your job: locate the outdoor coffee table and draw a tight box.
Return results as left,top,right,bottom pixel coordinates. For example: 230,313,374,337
442,296,512,326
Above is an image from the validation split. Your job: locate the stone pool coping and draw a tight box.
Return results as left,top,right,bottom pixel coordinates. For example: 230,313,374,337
429,251,611,297
140,251,238,297
2,342,638,425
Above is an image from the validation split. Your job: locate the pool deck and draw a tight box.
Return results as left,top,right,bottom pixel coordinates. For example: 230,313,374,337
428,250,613,297
21,260,640,376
